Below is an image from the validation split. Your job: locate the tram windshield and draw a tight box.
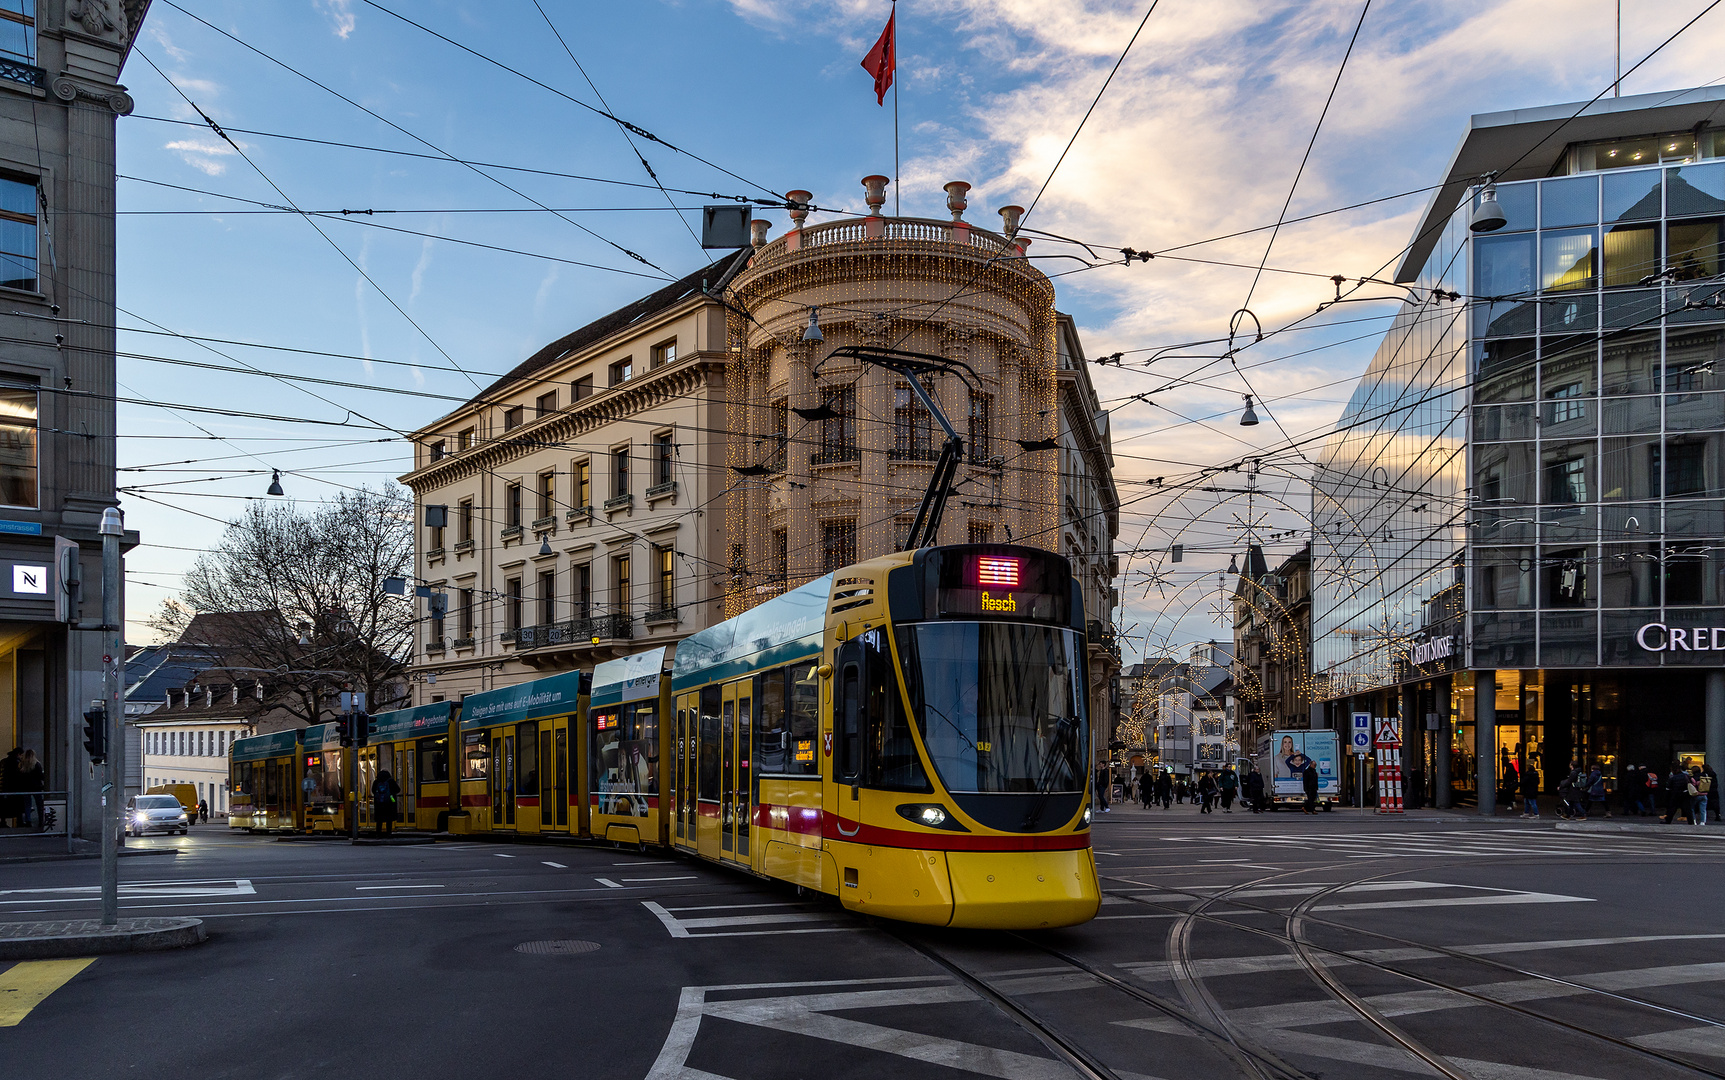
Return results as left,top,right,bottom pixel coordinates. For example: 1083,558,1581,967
898,622,1085,794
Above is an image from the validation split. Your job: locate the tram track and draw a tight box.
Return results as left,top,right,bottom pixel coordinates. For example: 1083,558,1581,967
1103,863,1725,1079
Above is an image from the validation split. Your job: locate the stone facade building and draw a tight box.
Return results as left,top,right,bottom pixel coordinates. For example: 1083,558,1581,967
0,1,147,838
402,177,1118,723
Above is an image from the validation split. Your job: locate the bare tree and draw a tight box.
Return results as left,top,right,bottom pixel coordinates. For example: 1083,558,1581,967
149,485,415,725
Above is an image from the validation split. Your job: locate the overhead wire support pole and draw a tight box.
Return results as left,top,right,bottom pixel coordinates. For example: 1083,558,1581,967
823,345,979,549
99,507,123,928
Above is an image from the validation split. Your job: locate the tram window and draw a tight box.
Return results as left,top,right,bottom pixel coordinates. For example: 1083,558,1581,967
861,628,930,792
417,737,448,788
698,685,721,800
517,722,539,798
837,647,862,783
789,664,819,774
462,734,489,780
756,668,788,774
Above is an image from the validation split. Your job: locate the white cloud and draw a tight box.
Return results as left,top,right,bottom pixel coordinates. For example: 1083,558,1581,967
164,138,236,176
410,235,436,304
314,0,357,39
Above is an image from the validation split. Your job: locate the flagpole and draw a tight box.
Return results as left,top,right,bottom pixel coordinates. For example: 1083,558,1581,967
892,1,900,217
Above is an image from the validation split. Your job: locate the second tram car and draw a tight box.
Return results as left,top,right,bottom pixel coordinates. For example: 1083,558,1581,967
225,543,1098,928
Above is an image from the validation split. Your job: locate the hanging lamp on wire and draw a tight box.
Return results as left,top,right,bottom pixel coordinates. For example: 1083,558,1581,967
801,307,824,343
1239,394,1260,427
267,469,285,496
538,535,553,558
1470,174,1507,233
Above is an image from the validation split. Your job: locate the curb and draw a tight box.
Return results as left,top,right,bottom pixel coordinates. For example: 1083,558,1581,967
0,848,180,866
0,917,206,960
1555,821,1725,838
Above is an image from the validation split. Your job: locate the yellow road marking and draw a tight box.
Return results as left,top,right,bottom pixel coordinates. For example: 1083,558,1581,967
0,958,97,1027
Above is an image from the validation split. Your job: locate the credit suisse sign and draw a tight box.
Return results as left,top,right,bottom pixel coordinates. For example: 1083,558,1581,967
1636,623,1725,653
1410,635,1454,666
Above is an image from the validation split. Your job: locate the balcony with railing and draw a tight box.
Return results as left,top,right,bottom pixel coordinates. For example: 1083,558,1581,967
810,445,861,467
510,613,633,649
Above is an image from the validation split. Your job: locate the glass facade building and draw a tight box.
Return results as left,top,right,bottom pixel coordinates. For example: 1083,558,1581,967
1313,89,1725,809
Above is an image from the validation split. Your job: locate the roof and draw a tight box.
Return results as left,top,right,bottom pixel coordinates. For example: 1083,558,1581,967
466,249,749,406
124,643,222,704
1395,84,1725,282
177,611,277,648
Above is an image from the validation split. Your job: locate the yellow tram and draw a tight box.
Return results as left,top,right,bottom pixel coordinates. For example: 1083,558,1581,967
225,544,1098,928
228,728,299,831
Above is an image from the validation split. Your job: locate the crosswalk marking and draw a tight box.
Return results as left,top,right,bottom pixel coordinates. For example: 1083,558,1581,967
542,861,566,868
642,900,859,939
0,958,96,1027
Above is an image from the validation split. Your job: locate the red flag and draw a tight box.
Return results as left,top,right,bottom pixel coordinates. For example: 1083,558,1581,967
860,8,896,106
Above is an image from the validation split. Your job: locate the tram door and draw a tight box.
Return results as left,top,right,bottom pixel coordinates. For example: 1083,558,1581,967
547,718,570,834
695,687,721,859
673,693,696,849
492,732,516,828
516,722,540,834
720,680,752,863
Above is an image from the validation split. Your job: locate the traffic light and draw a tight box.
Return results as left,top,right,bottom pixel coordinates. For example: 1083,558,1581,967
82,700,106,764
54,537,81,624
356,711,372,747
337,712,354,748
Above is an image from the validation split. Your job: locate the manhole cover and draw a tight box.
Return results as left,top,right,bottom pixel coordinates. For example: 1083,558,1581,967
515,939,601,956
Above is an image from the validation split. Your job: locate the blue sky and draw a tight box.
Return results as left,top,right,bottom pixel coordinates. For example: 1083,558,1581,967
114,0,1725,650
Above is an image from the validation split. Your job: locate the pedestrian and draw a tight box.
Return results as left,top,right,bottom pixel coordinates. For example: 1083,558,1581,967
197,798,209,824
1197,771,1217,813
1244,765,1266,813
1139,770,1154,810
1095,765,1111,814
1586,765,1609,819
372,769,400,836
1561,761,1587,819
1219,766,1239,813
1619,765,1640,817
1175,777,1188,805
1156,770,1173,809
18,749,44,830
1302,757,1321,813
0,746,21,828
1691,766,1711,828
1663,764,1692,825
1519,759,1541,818
1644,766,1662,817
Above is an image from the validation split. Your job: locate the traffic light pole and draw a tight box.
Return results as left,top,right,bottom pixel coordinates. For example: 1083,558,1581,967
99,507,123,927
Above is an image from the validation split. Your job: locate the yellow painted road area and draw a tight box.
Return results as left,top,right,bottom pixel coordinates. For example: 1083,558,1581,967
0,958,96,1027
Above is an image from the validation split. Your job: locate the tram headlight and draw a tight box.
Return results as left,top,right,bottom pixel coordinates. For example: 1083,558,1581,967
1083,807,1093,825
895,803,967,831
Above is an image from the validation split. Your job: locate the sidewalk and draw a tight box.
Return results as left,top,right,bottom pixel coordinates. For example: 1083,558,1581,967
0,918,205,961
0,834,180,864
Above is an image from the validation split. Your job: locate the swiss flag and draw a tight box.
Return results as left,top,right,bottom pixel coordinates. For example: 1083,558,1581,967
860,9,895,106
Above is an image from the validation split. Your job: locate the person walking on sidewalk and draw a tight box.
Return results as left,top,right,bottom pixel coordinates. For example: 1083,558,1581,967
1519,760,1541,818
1664,764,1693,825
1302,758,1320,814
372,770,401,836
1244,765,1266,813
1691,766,1711,827
18,749,44,830
1197,771,1217,814
1586,765,1610,819
1156,770,1174,809
1095,765,1111,814
1219,767,1239,813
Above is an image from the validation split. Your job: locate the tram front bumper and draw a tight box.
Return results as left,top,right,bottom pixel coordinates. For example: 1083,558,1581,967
947,846,1100,929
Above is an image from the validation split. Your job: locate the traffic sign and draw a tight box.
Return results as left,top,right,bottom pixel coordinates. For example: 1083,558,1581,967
1374,717,1402,749
1351,711,1371,755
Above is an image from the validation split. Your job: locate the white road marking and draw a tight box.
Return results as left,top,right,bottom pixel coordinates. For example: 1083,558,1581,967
354,885,444,891
493,853,515,858
596,878,623,889
0,879,255,904
621,876,698,883
1633,1025,1725,1058
646,980,1073,1080
643,900,859,939
542,861,567,868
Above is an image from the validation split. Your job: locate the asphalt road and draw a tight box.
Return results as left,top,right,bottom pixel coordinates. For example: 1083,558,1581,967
3,808,1724,1080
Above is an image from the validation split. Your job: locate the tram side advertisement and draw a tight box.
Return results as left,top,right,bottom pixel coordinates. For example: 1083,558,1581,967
1255,729,1340,805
